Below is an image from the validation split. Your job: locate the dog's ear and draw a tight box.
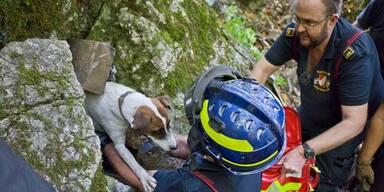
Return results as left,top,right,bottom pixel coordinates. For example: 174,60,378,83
157,95,171,110
132,111,151,130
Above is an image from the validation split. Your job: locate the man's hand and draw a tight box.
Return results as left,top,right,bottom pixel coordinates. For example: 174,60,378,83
281,145,306,178
168,134,190,159
356,159,374,192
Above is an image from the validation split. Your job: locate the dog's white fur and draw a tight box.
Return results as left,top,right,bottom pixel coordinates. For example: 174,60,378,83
85,82,176,192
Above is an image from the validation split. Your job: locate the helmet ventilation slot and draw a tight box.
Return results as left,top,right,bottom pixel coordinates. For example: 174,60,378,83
219,104,228,116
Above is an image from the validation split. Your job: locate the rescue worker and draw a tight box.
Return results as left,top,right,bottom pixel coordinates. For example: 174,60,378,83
152,66,287,192
99,66,287,192
353,0,384,77
250,0,384,191
352,1,384,191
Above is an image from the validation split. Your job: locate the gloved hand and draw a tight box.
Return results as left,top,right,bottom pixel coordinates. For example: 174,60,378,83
356,159,374,192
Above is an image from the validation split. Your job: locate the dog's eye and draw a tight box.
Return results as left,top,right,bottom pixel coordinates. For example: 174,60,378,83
151,128,166,138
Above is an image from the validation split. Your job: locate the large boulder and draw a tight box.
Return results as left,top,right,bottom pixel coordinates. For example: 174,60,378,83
87,0,253,96
0,39,103,192
1,0,257,134
85,0,255,133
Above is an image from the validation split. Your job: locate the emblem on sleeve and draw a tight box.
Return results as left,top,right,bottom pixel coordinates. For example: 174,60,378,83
343,46,355,59
285,28,295,37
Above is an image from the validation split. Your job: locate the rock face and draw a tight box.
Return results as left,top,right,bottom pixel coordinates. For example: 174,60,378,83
86,0,254,94
1,0,257,134
86,0,256,134
0,2,373,191
0,39,103,192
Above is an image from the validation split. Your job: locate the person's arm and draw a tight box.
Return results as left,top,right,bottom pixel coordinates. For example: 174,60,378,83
282,104,367,173
358,103,384,162
102,143,144,192
250,23,297,83
354,0,378,30
250,56,279,84
306,104,367,155
307,42,374,154
355,103,384,190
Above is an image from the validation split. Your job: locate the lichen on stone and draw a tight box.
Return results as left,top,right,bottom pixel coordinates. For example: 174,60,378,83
0,39,102,191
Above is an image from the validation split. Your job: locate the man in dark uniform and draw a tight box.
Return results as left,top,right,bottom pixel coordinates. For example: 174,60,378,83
98,66,287,192
250,0,384,191
152,66,286,192
353,1,384,191
353,0,384,77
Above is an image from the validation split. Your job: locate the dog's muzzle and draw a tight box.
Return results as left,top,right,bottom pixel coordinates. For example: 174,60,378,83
170,144,178,150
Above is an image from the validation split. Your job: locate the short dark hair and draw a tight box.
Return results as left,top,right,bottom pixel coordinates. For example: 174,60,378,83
291,0,343,16
321,0,343,15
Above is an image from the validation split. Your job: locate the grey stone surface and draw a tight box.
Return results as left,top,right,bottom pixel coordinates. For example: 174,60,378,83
0,39,102,192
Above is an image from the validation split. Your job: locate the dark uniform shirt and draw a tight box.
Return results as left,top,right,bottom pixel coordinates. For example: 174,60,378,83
357,0,384,77
265,17,384,155
154,152,261,192
154,126,261,192
265,17,384,187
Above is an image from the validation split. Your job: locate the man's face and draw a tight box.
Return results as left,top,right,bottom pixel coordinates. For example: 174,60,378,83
292,0,332,48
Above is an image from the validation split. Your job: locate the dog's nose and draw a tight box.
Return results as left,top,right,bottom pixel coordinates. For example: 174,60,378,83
170,144,178,150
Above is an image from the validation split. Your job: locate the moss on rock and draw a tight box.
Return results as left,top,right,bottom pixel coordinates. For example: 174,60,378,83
89,161,108,192
0,0,104,42
0,39,101,191
86,0,224,96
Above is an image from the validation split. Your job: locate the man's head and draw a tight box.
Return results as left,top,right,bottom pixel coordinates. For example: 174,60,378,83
290,0,342,48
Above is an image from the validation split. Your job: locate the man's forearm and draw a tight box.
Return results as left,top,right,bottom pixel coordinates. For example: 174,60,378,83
250,56,278,84
359,105,384,161
250,67,270,84
306,118,364,155
305,104,366,155
103,143,144,191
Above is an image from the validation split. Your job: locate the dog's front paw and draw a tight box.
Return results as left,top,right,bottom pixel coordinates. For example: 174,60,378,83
139,171,157,192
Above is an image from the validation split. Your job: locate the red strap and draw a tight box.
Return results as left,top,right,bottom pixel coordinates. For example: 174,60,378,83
333,30,364,80
191,171,219,192
347,30,364,45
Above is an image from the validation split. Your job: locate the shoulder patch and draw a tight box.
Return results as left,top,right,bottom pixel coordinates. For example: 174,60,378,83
285,27,295,37
343,46,355,59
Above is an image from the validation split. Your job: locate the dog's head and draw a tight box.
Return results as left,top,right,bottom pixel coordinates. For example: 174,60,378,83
131,96,177,151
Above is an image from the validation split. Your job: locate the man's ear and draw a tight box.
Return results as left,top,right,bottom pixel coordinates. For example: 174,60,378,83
329,13,339,26
157,95,172,109
132,111,151,130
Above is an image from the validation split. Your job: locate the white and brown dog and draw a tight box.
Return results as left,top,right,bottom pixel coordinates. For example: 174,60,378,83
84,82,177,192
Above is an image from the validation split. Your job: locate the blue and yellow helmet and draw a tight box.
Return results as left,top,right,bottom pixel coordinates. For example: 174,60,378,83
184,66,286,175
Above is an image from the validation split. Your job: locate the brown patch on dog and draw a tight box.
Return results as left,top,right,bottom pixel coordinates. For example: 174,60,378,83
132,106,166,139
151,96,171,127
156,96,171,109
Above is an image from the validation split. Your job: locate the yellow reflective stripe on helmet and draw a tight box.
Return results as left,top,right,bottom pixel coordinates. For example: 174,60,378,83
200,100,253,152
221,150,278,167
261,180,302,192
